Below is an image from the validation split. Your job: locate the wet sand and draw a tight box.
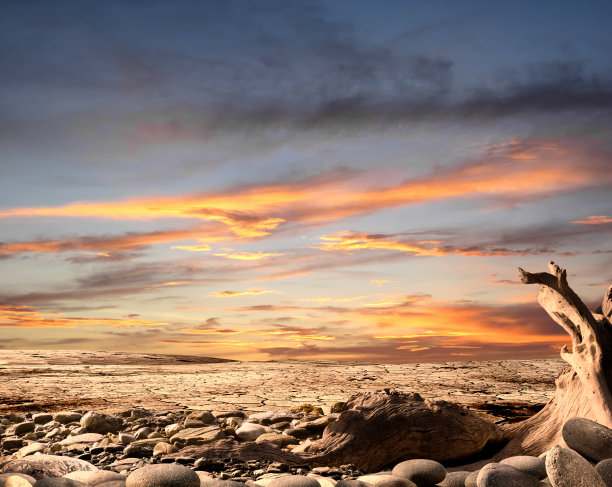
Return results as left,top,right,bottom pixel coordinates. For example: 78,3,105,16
0,350,564,422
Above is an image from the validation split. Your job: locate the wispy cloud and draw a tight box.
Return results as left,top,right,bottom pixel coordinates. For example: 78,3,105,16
0,305,171,328
213,251,285,260
207,289,282,298
572,215,612,225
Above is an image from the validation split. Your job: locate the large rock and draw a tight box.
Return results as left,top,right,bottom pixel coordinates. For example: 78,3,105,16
80,413,123,435
169,426,225,446
125,464,199,487
391,459,446,486
15,443,47,459
500,455,546,480
562,417,612,462
545,445,606,487
2,455,97,481
476,463,540,486
8,423,35,436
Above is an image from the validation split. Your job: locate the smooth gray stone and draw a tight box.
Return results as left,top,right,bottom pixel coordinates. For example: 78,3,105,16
94,483,126,487
200,482,246,487
596,458,612,486
0,473,37,486
392,459,446,486
63,471,125,486
335,481,369,487
464,470,479,487
563,417,612,462
268,476,323,487
500,455,547,479
545,444,606,487
34,479,86,487
355,475,416,487
3,455,97,481
436,471,470,487
476,463,540,487
125,464,199,487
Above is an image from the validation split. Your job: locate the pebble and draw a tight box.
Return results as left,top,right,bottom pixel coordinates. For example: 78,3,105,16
391,459,446,486
500,455,547,479
436,471,470,487
169,426,225,446
596,458,612,486
464,470,479,487
475,463,540,486
3,455,98,480
268,476,321,487
4,476,35,487
125,464,199,487
63,470,126,485
356,474,415,487
562,417,612,462
80,413,123,435
545,444,606,487
235,423,273,441
0,474,37,486
33,479,86,487
52,413,83,425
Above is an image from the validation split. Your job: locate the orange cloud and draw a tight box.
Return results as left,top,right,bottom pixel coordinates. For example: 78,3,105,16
180,328,241,335
0,305,171,328
571,215,612,225
213,251,285,260
207,289,281,298
2,137,609,240
171,244,211,251
316,231,540,257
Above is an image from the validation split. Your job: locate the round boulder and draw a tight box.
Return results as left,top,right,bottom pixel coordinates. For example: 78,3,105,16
125,464,199,487
545,444,606,487
476,463,540,486
392,459,446,486
33,479,86,487
596,458,612,486
562,417,612,462
2,455,97,481
3,475,36,487
500,455,546,480
63,470,125,485
268,476,322,487
437,471,470,487
0,474,37,486
200,481,246,487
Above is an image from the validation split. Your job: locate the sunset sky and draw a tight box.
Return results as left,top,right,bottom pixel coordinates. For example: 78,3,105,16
1,0,611,362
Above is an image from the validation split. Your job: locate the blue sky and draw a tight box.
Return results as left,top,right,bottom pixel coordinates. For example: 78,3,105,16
1,0,611,362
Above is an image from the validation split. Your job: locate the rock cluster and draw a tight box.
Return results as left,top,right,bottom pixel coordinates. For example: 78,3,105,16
2,408,612,486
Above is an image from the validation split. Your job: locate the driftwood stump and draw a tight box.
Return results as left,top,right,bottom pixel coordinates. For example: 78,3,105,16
494,262,612,457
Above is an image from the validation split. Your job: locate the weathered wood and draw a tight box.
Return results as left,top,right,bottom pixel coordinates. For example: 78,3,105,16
306,390,505,472
495,262,612,458
166,438,313,465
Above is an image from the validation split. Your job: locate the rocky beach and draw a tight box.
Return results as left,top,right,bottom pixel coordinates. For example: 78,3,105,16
4,350,612,486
